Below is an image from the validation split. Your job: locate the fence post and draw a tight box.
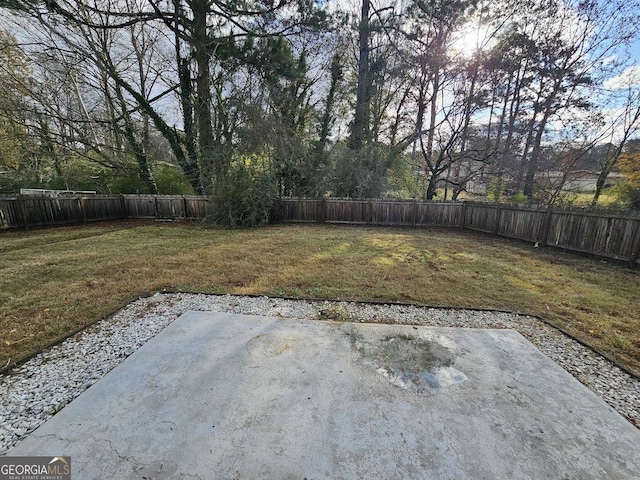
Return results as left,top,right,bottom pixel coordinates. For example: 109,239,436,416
412,200,417,228
120,195,127,218
540,206,554,247
16,195,29,230
321,197,326,224
77,197,87,224
459,202,467,228
183,196,189,219
629,220,640,268
493,205,502,235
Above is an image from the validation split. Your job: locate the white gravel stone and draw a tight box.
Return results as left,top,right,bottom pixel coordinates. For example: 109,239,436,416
0,293,638,454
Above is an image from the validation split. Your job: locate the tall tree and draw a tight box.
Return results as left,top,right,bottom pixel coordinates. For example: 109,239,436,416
0,29,32,183
592,85,640,205
349,0,371,151
3,0,324,194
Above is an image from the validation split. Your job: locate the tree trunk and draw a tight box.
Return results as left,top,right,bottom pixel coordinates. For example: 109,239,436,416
593,143,624,205
349,0,370,151
593,103,640,205
524,90,556,199
425,70,439,165
192,0,216,194
113,82,158,194
318,54,342,149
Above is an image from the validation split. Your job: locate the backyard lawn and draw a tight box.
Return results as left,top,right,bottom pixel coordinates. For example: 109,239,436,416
1,221,639,376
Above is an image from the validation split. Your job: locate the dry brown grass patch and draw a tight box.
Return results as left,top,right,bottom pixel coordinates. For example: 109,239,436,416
1,221,638,375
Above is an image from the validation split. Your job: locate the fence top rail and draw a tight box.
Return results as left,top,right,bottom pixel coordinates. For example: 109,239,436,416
462,201,548,211
80,195,124,200
121,194,207,200
0,193,209,200
467,204,549,213
548,209,640,221
4,194,126,200
281,196,465,205
463,200,640,218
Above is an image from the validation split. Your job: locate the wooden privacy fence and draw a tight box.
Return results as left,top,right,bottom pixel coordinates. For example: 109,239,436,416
1,194,639,266
280,197,640,266
121,195,207,220
281,197,465,227
0,195,208,230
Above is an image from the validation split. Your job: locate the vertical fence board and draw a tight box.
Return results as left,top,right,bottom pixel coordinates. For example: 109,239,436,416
81,196,124,221
122,195,156,218
0,198,19,229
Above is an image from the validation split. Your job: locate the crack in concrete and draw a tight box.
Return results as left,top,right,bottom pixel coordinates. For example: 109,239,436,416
101,438,151,471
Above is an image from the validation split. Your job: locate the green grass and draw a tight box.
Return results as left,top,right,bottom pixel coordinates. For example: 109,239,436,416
1,221,639,375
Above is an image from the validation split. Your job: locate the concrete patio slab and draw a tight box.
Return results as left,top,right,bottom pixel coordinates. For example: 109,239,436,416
7,311,640,479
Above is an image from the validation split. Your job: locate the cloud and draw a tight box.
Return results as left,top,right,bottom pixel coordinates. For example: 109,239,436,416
604,66,640,90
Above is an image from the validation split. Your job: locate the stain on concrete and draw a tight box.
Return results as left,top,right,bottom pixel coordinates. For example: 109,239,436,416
245,333,301,360
352,333,467,394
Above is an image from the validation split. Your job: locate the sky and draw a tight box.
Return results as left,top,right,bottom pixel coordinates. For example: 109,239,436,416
612,40,640,88
602,46,640,99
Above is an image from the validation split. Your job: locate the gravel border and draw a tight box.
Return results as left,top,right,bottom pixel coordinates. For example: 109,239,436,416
1,293,638,454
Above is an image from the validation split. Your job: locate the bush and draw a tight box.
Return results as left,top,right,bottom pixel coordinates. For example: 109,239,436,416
508,191,530,204
105,174,148,194
329,142,391,198
0,170,29,194
486,176,505,202
615,183,640,210
206,163,279,228
384,154,427,199
155,164,194,195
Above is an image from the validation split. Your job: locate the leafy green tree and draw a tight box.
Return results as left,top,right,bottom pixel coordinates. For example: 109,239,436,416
614,142,640,209
330,141,391,198
592,87,640,205
206,160,279,228
3,0,325,196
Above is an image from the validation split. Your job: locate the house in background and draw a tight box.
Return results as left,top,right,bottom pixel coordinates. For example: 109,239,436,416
19,188,96,197
535,170,625,193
